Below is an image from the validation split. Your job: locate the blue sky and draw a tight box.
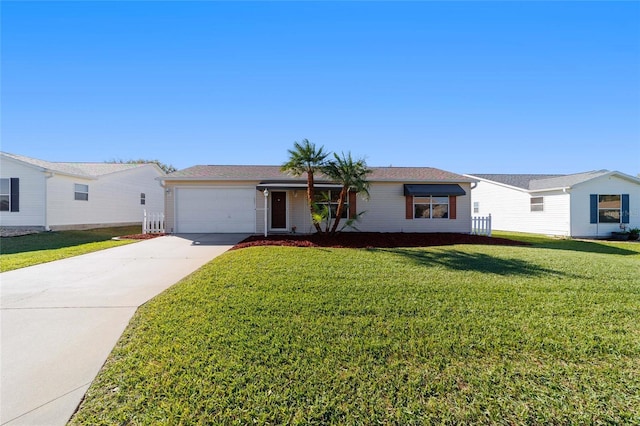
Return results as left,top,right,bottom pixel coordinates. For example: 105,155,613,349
2,1,639,175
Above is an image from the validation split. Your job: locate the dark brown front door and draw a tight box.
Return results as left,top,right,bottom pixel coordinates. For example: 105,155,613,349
271,191,286,229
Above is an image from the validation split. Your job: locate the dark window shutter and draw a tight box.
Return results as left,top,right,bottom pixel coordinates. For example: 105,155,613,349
590,194,598,224
622,194,630,224
449,195,457,220
10,178,19,212
405,195,413,219
348,191,357,219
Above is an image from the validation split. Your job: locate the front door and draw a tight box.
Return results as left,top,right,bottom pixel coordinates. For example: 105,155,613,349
271,191,287,229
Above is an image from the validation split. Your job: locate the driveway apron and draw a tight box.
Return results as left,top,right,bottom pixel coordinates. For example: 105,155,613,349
0,234,247,426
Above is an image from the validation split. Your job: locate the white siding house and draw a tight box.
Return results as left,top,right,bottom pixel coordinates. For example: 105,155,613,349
466,171,640,238
0,152,165,231
162,165,475,234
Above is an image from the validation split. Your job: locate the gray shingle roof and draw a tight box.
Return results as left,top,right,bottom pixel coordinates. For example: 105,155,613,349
165,165,474,182
528,170,611,190
2,152,151,178
470,170,613,191
467,174,564,190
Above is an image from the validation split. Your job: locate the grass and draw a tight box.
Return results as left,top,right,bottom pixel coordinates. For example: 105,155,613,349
493,230,640,255
70,236,640,425
0,226,140,272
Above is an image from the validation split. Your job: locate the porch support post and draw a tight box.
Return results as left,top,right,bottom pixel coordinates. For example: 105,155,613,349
263,189,269,237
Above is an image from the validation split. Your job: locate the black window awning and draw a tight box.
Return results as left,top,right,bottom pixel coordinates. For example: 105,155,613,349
403,184,466,197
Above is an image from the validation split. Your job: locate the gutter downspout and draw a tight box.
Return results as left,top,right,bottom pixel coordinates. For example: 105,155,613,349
562,187,571,237
44,172,54,231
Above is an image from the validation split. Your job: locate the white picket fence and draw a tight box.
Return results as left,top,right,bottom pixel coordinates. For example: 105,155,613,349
143,210,165,234
472,214,492,237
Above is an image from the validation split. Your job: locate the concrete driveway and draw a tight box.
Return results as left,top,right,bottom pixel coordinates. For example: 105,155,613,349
0,233,248,426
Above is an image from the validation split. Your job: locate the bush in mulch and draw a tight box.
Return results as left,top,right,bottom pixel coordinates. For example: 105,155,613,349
117,233,165,240
231,232,529,250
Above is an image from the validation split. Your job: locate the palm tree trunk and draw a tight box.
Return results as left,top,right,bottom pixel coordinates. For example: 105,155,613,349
330,187,348,234
307,172,323,233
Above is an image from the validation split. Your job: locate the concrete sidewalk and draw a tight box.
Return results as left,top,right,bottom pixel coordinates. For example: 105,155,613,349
1,234,247,426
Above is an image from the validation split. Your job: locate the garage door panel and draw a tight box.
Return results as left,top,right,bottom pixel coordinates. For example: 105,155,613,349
176,188,255,233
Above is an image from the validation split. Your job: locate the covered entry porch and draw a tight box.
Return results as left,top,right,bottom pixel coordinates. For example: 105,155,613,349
256,181,344,236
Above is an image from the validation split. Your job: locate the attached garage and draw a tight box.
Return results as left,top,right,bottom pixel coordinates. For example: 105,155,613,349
175,187,256,233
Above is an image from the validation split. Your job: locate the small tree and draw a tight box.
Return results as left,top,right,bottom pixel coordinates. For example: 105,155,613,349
281,139,329,233
322,152,371,234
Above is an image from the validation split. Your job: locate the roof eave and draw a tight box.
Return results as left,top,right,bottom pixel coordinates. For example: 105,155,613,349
529,186,570,193
374,178,476,183
161,176,476,184
2,153,49,174
1,154,96,179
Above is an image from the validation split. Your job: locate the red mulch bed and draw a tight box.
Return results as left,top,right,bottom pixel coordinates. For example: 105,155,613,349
231,232,529,250
117,233,165,240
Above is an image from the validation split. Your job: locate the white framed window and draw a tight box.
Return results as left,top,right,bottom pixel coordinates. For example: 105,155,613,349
314,190,348,219
598,195,621,223
0,178,10,211
473,201,479,214
530,197,544,212
414,196,449,219
74,183,89,201
140,193,146,205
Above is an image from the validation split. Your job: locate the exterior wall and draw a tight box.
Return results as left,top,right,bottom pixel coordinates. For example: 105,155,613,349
288,191,313,233
47,166,164,228
264,183,473,234
470,180,571,236
165,180,473,234
569,175,640,237
0,156,46,227
257,189,312,234
356,182,473,233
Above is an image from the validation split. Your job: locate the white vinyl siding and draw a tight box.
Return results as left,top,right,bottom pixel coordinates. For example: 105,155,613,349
356,182,471,233
47,166,164,228
470,173,640,238
470,180,570,236
0,157,46,227
285,190,313,234
569,175,640,237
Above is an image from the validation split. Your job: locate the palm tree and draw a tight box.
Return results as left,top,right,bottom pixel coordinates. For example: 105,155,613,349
322,152,371,234
281,139,329,233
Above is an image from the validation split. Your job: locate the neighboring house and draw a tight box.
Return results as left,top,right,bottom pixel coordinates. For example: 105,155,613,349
160,165,475,234
0,152,165,231
466,170,640,238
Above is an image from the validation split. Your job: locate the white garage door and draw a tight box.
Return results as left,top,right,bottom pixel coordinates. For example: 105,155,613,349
176,187,256,233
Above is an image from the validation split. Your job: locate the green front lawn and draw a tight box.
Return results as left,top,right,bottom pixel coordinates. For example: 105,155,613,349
0,226,140,272
71,237,640,424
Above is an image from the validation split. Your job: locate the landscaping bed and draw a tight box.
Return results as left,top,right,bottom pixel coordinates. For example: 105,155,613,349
232,232,529,250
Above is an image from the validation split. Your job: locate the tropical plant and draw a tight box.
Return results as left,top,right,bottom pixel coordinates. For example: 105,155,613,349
281,139,329,233
322,152,372,234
